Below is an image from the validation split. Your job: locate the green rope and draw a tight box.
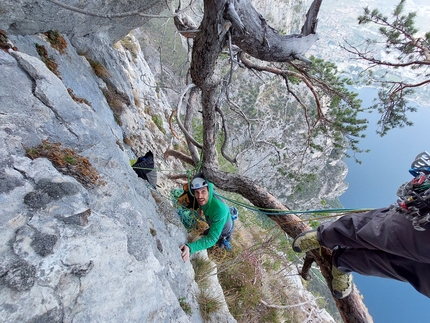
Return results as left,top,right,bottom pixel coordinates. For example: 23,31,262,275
133,161,373,223
131,166,186,173
215,192,374,217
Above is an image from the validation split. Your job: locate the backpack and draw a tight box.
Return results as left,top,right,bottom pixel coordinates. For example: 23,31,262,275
176,183,199,210
132,151,157,187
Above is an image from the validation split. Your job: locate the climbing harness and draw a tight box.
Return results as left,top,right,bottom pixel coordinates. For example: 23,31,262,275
395,151,430,231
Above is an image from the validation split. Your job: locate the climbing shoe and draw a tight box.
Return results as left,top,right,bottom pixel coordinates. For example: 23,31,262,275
331,266,353,299
292,230,320,253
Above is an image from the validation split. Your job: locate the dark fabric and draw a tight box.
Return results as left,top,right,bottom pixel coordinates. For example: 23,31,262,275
221,216,234,238
132,151,157,187
332,248,430,297
202,212,235,249
318,207,430,298
202,216,234,239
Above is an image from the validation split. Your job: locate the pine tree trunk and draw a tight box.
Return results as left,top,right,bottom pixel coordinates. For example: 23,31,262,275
190,0,374,322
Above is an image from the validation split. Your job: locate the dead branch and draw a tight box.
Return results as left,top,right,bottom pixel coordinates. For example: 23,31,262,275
299,253,315,281
46,0,193,19
260,299,322,309
215,105,237,164
164,147,195,166
175,83,203,149
169,110,181,140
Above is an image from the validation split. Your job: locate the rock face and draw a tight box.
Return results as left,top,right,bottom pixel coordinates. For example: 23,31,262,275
0,2,236,321
0,0,166,44
0,1,343,322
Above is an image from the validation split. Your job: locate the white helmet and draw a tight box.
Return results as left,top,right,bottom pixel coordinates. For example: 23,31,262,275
190,176,208,190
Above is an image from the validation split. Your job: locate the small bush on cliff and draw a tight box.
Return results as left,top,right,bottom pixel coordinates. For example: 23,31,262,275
120,36,139,61
35,43,61,78
191,257,223,320
87,58,111,79
24,140,101,188
44,30,67,54
67,88,91,107
0,29,17,51
152,115,166,134
178,297,192,315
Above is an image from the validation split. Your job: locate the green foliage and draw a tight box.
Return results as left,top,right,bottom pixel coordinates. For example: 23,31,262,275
191,257,215,285
35,43,60,77
178,297,192,315
354,0,430,135
217,249,263,318
190,257,223,320
308,56,368,157
152,115,166,134
197,290,223,321
306,270,342,322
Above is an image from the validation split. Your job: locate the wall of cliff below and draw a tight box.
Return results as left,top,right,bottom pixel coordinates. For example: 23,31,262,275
0,31,236,322
0,0,344,321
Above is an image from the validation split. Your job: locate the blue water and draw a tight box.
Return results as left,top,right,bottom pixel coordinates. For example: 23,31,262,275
339,87,430,323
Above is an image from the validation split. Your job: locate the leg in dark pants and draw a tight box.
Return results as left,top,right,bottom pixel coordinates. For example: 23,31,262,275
333,247,430,298
318,208,430,264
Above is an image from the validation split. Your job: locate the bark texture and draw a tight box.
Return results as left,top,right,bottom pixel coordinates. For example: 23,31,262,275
189,0,374,322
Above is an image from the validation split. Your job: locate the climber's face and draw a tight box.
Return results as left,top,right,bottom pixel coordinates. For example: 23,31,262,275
194,187,209,206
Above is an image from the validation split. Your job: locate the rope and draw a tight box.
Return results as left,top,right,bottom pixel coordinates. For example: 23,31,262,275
215,192,374,219
132,166,185,173
134,162,373,226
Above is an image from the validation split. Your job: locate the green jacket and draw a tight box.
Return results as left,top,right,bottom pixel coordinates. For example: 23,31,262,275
186,182,230,254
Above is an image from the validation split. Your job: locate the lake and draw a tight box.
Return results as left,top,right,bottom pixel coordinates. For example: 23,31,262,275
339,87,430,323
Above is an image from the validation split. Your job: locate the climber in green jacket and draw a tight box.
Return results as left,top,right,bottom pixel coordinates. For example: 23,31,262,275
180,174,234,262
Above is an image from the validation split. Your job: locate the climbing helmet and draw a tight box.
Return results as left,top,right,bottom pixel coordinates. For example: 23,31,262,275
190,176,208,191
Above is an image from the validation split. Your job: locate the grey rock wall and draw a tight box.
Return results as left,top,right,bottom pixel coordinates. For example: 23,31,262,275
0,0,166,44
0,27,235,323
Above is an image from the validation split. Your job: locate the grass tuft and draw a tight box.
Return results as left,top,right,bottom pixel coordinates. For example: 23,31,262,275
87,58,111,79
67,88,91,106
35,43,61,78
24,140,101,188
197,289,223,321
43,30,67,54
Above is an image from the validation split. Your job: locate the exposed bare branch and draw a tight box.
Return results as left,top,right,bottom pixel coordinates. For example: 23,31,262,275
169,110,181,140
46,0,187,18
175,83,203,149
215,105,237,164
184,87,202,165
341,41,430,67
164,147,195,166
260,299,322,309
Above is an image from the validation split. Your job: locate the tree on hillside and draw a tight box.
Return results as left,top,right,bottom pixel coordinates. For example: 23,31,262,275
171,0,372,322
47,0,373,321
342,0,430,135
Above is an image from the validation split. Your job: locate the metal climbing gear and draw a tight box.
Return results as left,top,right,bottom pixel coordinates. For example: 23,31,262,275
396,152,430,231
230,206,238,220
